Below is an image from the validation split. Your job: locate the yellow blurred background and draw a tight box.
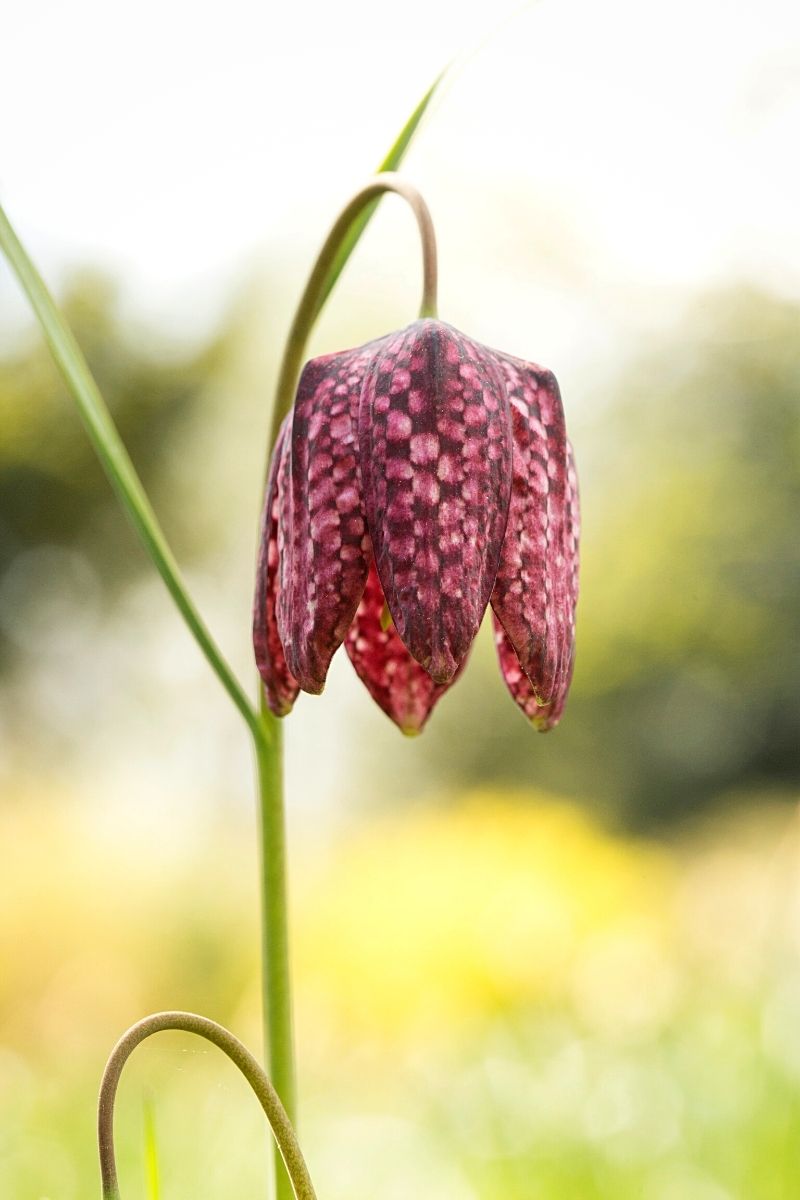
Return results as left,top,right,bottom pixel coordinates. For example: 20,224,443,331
1,0,799,1197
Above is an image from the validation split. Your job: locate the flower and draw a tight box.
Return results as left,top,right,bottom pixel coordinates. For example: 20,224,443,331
254,318,579,735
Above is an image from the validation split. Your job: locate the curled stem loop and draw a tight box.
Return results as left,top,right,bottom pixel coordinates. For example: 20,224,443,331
97,1011,317,1200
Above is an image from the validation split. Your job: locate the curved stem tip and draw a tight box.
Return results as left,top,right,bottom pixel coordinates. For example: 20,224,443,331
97,1011,318,1200
268,172,439,456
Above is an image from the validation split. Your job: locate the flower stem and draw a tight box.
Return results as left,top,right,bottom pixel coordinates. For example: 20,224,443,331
97,1011,317,1200
268,173,439,455
256,170,441,1196
311,69,447,323
0,201,262,745
255,699,296,1200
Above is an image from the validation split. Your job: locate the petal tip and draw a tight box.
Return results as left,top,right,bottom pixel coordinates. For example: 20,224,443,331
531,711,558,733
345,562,458,735
425,652,460,687
301,675,326,698
257,677,296,719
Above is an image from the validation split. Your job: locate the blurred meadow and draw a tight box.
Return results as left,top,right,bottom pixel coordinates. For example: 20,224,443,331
1,1,800,1198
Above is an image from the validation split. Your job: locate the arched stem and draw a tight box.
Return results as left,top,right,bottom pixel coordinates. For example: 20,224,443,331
97,1011,317,1200
267,172,439,457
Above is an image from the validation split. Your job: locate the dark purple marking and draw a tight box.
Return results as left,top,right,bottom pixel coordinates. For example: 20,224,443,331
345,560,459,733
490,354,576,706
253,417,300,715
359,320,512,684
276,344,375,693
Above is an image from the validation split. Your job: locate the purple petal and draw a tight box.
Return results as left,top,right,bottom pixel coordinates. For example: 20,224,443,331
358,319,512,684
253,417,300,716
493,613,570,731
490,354,579,706
345,560,460,734
277,344,374,693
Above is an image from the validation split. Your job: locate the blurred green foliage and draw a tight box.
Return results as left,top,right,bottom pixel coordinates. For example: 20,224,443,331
0,273,227,657
402,289,800,828
0,281,797,827
1,273,798,1197
2,793,799,1199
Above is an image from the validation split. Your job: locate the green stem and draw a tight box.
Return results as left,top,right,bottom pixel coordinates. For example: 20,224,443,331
97,1011,317,1200
255,173,440,1199
0,201,262,745
255,698,296,1200
268,172,439,456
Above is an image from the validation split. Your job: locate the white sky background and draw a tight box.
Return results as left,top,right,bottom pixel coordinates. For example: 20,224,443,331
3,0,799,322
1,0,799,832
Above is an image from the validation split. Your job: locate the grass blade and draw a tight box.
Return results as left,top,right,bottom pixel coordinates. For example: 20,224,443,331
143,1095,161,1200
0,201,263,743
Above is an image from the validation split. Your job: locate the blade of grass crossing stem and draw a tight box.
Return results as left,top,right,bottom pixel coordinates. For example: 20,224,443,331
310,67,448,323
143,1095,161,1200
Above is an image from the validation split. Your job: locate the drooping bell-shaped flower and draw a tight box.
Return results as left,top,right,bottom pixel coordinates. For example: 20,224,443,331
254,318,579,734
